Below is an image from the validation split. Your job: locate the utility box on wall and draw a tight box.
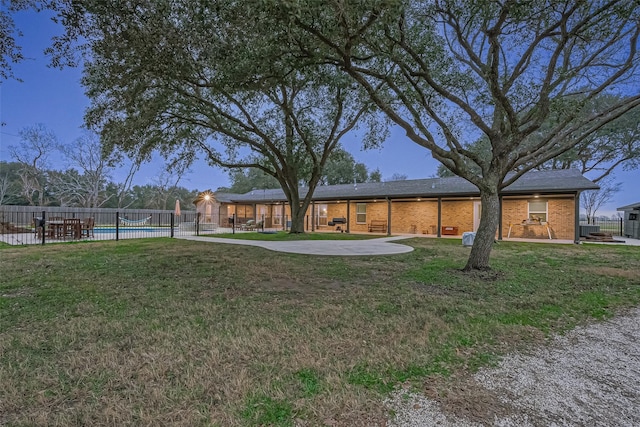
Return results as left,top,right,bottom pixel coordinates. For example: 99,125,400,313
618,202,640,239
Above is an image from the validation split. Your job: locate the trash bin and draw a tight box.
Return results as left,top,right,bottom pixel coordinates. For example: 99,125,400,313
462,232,476,247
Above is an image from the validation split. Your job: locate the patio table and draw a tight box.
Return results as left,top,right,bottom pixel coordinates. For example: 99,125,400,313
47,220,65,239
507,222,552,239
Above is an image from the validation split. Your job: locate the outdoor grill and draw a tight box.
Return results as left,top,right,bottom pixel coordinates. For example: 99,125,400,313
327,217,347,232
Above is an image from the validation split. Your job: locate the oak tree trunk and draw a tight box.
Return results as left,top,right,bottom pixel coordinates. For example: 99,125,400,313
464,190,500,271
289,207,306,233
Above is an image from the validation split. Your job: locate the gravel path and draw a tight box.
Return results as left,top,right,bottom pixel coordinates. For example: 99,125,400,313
386,307,640,426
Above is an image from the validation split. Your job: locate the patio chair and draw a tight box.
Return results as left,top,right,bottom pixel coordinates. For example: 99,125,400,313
32,218,54,239
81,217,95,238
63,218,81,240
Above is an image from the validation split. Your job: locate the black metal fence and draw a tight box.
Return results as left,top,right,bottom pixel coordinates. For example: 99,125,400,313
0,206,292,245
0,207,204,245
579,218,624,236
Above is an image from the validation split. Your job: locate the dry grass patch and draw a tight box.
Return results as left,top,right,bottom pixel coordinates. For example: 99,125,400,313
582,266,640,280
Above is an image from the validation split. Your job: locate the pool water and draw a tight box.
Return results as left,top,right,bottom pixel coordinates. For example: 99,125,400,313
93,227,166,233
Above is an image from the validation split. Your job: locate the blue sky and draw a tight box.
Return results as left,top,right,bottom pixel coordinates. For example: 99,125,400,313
1,10,637,216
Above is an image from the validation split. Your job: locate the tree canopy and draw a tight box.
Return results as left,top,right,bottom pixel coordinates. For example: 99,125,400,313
275,0,640,269
69,1,383,232
222,147,382,193
533,95,640,184
320,147,382,185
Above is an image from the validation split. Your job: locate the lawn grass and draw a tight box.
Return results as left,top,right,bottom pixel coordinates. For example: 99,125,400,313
1,237,639,426
204,230,381,241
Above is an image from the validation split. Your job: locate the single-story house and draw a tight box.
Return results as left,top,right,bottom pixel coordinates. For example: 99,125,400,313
618,202,640,239
194,169,598,242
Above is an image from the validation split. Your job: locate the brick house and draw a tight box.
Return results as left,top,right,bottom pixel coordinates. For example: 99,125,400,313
195,169,598,242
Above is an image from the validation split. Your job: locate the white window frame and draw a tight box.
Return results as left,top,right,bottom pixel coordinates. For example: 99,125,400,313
528,199,548,222
316,204,328,226
356,203,367,224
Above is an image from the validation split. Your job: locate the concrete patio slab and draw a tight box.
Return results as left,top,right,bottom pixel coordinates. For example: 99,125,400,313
176,235,414,256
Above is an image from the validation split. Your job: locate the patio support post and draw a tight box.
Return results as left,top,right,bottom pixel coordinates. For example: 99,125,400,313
574,192,581,244
346,200,351,233
437,198,442,237
282,201,286,230
498,195,503,240
387,198,392,235
311,201,315,231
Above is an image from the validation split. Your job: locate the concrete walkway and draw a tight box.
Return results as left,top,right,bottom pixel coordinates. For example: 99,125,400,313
176,235,415,256
176,234,640,256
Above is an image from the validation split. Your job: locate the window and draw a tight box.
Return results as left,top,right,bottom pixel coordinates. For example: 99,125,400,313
257,205,267,222
315,204,328,226
273,205,282,225
356,203,367,223
528,199,548,222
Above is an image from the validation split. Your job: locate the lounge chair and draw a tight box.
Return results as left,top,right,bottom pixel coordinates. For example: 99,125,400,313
241,219,257,231
119,216,151,226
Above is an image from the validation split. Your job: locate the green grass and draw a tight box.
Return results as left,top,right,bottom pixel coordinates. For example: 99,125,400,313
1,237,639,425
205,230,382,240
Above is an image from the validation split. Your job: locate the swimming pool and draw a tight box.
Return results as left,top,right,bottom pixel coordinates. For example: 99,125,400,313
93,227,169,233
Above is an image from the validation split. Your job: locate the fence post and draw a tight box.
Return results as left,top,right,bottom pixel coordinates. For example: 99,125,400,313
116,211,119,241
232,213,236,234
620,217,623,236
170,213,174,238
41,210,46,245
196,212,200,236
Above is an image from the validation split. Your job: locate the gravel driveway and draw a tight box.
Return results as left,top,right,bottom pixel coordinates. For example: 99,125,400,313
387,307,640,426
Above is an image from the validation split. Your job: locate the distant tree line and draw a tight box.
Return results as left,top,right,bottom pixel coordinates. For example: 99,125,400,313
0,124,198,209
0,159,198,210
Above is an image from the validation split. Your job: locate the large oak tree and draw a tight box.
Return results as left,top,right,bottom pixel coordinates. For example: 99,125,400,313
276,0,640,269
71,1,381,233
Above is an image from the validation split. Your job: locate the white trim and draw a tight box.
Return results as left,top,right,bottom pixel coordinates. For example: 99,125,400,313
356,203,367,224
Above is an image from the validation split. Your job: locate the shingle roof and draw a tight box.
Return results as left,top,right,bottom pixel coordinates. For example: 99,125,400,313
215,169,598,203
